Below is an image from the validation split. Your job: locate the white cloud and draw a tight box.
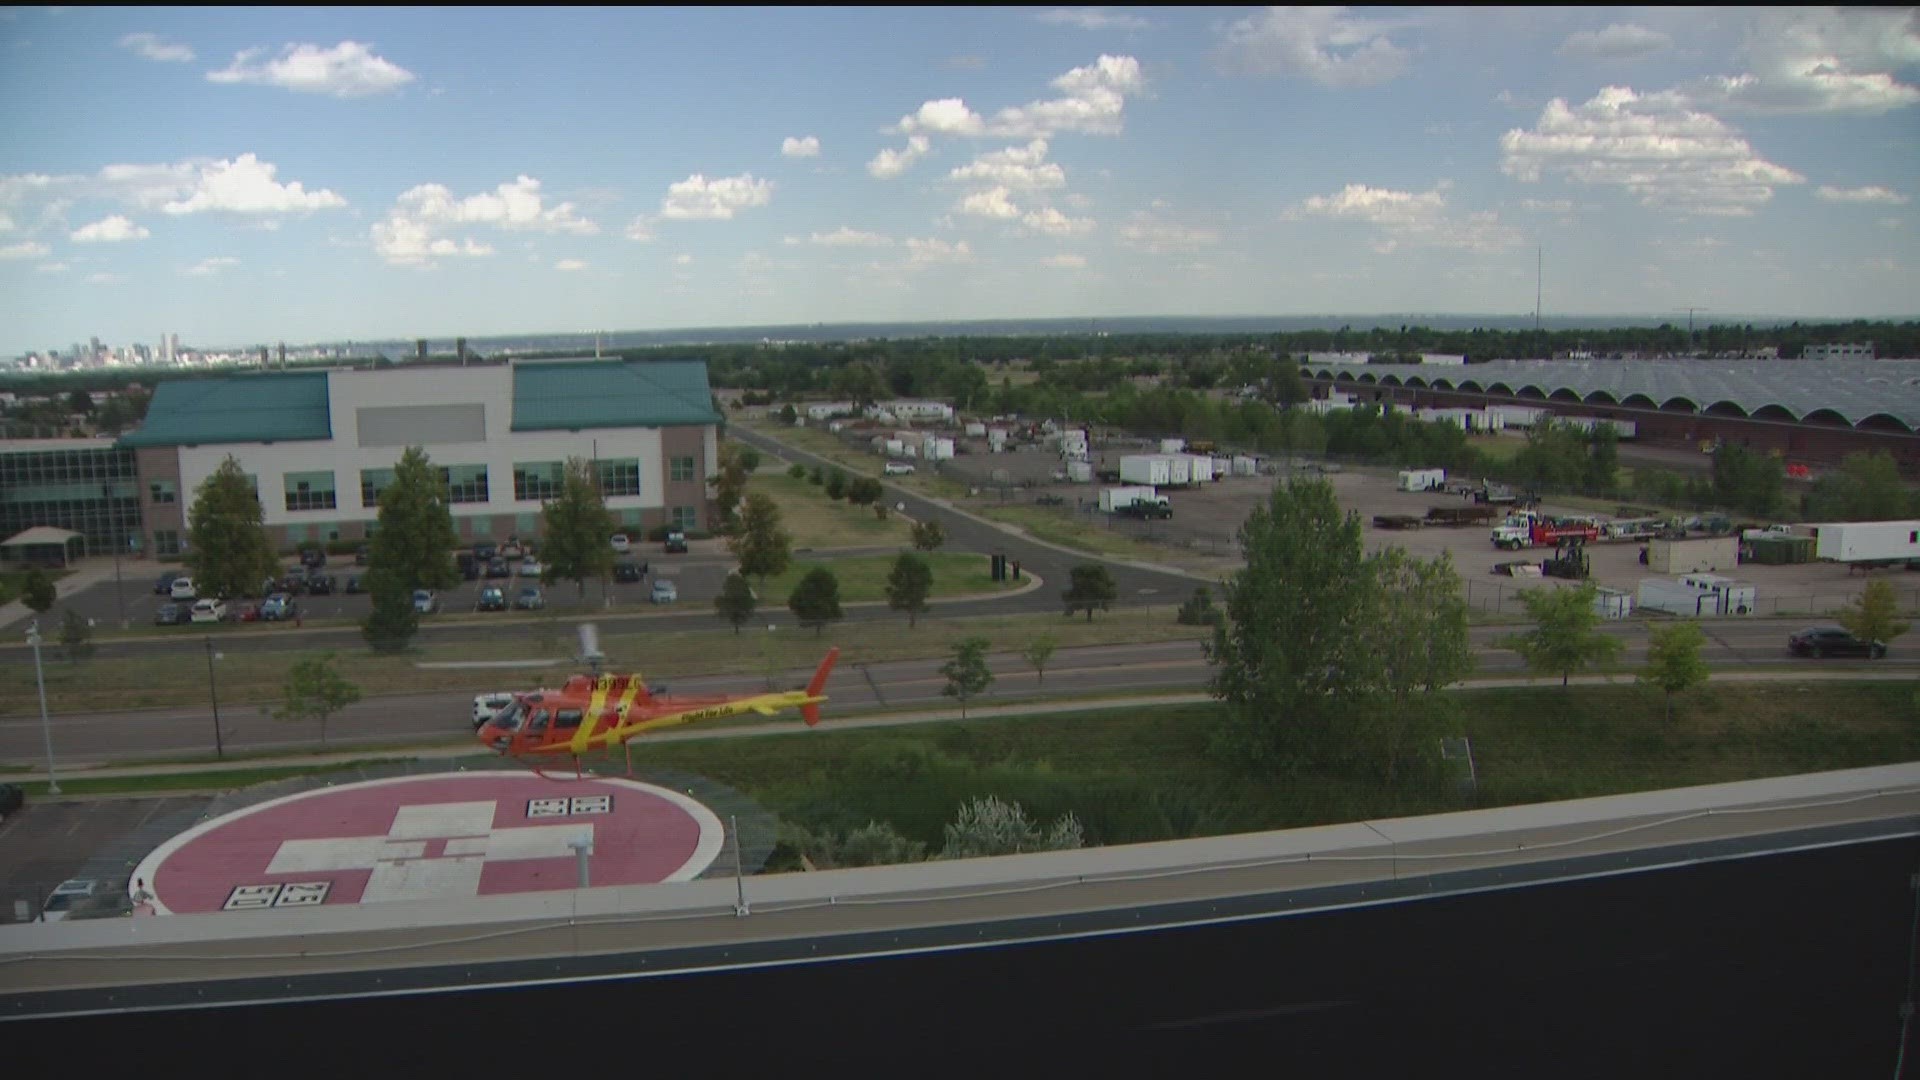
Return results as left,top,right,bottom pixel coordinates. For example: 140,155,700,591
208,40,415,98
70,214,150,242
1290,182,1523,253
1216,7,1411,87
1023,206,1096,235
1500,86,1805,216
160,153,347,215
781,135,821,158
118,32,194,63
1118,212,1220,255
868,136,931,179
554,258,587,271
905,237,973,264
0,240,50,259
1557,24,1672,60
0,210,15,232
1519,197,1573,213
1817,184,1908,205
1682,9,1920,115
625,215,657,242
1041,253,1088,268
185,255,239,276
386,176,596,233
949,139,1066,192
660,173,773,220
674,253,693,264
796,227,894,247
894,54,1144,140
83,272,123,285
960,185,1022,219
1035,8,1148,31
32,261,66,274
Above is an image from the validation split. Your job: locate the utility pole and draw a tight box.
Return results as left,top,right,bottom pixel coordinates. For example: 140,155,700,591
1535,245,1542,333
1675,307,1709,350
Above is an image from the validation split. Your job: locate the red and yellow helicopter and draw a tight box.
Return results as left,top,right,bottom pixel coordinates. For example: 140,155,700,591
475,624,838,779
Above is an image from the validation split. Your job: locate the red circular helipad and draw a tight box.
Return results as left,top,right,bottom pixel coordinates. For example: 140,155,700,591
130,773,725,915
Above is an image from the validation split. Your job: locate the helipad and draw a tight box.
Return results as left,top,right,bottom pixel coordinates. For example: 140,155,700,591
129,772,726,915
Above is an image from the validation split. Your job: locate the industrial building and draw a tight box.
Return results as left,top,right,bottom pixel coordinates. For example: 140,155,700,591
1305,359,1920,470
6,358,724,558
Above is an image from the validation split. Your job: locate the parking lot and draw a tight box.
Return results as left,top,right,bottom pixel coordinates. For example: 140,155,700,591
0,795,211,923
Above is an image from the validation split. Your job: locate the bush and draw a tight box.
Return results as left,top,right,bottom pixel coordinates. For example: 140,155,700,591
1176,586,1220,626
787,463,808,480
938,795,1085,859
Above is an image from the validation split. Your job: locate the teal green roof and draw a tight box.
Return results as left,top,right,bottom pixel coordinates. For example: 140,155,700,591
510,359,719,432
115,372,333,448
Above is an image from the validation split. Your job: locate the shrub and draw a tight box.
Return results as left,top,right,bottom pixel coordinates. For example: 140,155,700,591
938,795,1085,859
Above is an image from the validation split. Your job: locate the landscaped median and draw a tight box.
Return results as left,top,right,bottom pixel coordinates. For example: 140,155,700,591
14,681,1919,863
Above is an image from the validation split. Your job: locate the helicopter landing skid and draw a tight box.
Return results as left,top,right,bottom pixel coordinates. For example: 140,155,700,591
523,743,639,782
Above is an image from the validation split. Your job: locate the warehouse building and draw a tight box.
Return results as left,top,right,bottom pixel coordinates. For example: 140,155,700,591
1305,359,1920,470
114,359,720,556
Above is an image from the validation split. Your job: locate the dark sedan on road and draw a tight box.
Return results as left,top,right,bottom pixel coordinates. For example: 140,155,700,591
1788,626,1886,659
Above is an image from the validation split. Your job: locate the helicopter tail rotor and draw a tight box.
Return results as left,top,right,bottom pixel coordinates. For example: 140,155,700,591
800,646,839,727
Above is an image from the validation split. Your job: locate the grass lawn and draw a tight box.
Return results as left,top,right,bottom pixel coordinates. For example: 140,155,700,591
0,604,1207,719
744,463,913,550
752,551,1013,605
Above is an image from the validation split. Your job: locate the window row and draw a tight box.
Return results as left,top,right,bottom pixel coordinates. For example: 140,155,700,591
168,461,664,514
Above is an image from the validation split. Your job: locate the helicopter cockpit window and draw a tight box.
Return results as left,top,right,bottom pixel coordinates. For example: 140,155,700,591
491,701,525,731
554,709,583,730
527,709,550,734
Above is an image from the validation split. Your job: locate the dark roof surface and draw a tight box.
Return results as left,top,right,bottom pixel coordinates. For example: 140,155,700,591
115,372,333,448
509,359,719,432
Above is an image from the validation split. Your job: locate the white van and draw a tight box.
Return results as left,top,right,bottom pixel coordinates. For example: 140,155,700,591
472,693,515,730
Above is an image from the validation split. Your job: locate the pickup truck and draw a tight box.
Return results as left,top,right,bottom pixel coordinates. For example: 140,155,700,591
1116,498,1172,520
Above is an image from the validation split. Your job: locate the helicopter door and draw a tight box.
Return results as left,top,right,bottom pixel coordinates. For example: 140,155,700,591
525,709,551,739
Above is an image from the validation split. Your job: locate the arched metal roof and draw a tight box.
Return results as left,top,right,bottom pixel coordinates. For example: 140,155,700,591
1304,359,1920,433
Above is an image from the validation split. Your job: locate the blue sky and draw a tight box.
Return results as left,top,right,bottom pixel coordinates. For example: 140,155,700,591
0,6,1915,355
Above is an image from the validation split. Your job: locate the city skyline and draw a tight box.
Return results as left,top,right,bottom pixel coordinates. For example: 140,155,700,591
0,6,1915,356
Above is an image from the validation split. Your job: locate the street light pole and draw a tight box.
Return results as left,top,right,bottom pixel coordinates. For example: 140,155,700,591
104,483,125,628
25,622,60,795
204,636,225,760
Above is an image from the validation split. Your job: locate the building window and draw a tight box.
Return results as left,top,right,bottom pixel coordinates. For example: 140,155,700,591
599,458,641,498
440,464,490,505
669,455,695,483
513,461,563,502
153,530,182,556
359,468,395,509
671,505,697,530
283,470,338,513
148,479,176,505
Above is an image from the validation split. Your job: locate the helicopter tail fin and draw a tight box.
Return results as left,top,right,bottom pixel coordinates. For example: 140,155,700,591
800,647,839,727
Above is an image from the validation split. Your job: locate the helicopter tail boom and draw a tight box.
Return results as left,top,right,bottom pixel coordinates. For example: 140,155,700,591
802,646,839,727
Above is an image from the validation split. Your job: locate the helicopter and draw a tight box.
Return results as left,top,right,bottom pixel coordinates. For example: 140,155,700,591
475,623,839,780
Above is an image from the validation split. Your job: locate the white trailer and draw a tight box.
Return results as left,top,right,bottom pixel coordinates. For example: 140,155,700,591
1119,454,1172,487
1647,536,1737,574
1099,485,1158,513
884,438,905,457
1166,454,1193,486
922,436,955,461
1232,455,1259,476
1160,437,1186,455
1066,460,1092,483
1397,468,1446,492
1212,456,1232,479
965,421,987,437
1638,578,1730,617
1811,520,1920,563
1186,455,1216,484
1592,587,1633,620
1680,573,1757,615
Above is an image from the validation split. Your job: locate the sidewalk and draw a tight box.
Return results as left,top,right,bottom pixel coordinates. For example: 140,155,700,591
0,558,136,634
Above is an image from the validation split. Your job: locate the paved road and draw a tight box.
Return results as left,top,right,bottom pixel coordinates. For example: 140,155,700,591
3,622,1910,767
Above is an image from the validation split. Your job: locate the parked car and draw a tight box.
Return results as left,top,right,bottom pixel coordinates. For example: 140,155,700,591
664,530,688,553
169,577,197,601
473,541,497,562
306,573,336,595
355,544,370,565
0,782,23,813
613,560,645,583
412,589,439,614
153,602,188,626
345,575,364,594
519,557,543,576
610,533,631,553
486,557,511,579
1788,626,1886,659
514,585,545,610
153,571,179,595
472,693,515,730
41,879,101,923
477,586,507,612
884,460,915,475
500,538,525,559
650,579,678,604
233,602,261,623
259,593,298,621
189,598,228,624
299,547,327,569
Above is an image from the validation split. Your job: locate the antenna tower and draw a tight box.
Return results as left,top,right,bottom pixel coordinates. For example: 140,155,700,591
1534,245,1542,332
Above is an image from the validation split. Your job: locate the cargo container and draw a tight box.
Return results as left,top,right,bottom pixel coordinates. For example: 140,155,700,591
1398,468,1446,492
1810,520,1920,563
1099,485,1159,513
1212,456,1232,479
1066,460,1093,483
1232,456,1259,476
1638,578,1729,617
1646,536,1736,574
1160,437,1186,455
1745,533,1813,564
965,421,987,437
1185,455,1215,484
1119,454,1171,487
922,436,955,461
1593,587,1633,620
1680,573,1757,615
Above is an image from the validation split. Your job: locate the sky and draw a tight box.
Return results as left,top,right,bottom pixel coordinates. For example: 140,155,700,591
0,6,1916,355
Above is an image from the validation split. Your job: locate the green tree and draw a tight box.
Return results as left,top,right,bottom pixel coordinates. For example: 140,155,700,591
714,571,757,635
367,446,459,594
937,795,1082,859
1711,443,1783,517
1176,585,1220,626
273,652,363,745
847,477,883,508
185,454,279,601
1021,634,1056,687
885,552,933,627
710,443,753,530
58,608,93,662
1807,451,1914,521
1837,579,1910,652
779,403,798,425
808,464,823,485
787,566,843,636
360,570,420,653
730,492,793,589
538,457,618,598
825,467,848,501
1364,547,1474,780
1639,620,1710,723
1062,563,1117,622
18,567,56,614
1499,581,1624,687
1204,477,1377,770
786,463,807,480
1584,426,1619,495
939,636,994,718
910,520,946,552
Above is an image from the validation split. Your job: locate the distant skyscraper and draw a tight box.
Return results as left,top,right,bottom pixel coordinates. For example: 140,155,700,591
278,342,287,368
417,338,428,363
160,334,172,364
457,337,467,365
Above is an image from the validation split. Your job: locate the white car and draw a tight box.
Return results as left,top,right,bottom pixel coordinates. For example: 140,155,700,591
520,557,543,576
169,577,197,601
650,579,678,604
41,879,100,923
884,461,915,475
610,533,631,553
412,589,438,614
472,692,515,730
189,598,227,623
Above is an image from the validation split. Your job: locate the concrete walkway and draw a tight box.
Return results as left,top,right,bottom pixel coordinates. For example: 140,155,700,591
0,558,143,635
